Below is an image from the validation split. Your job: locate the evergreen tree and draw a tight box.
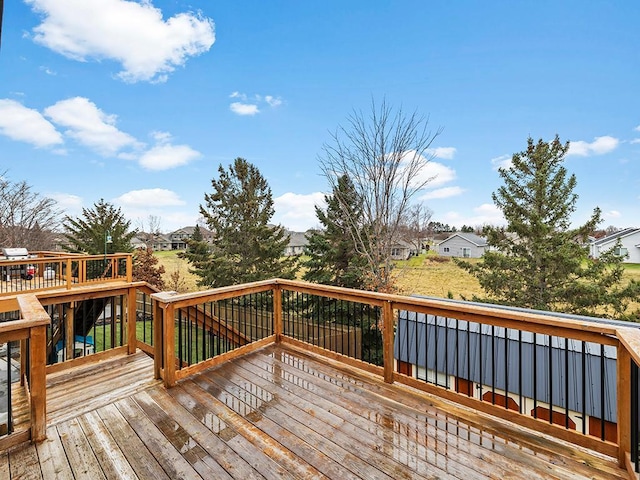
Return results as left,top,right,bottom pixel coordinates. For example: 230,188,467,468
457,136,639,318
132,248,166,290
63,199,136,254
185,158,298,287
303,175,368,289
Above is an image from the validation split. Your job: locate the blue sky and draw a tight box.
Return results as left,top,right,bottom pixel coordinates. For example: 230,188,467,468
1,0,639,233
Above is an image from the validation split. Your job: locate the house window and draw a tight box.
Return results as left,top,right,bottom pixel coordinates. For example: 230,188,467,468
392,248,400,256
462,247,470,258
614,247,628,257
443,247,450,253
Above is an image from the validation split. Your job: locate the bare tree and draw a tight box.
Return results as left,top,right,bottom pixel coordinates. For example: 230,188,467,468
320,100,442,292
0,174,60,250
398,203,433,253
136,215,163,249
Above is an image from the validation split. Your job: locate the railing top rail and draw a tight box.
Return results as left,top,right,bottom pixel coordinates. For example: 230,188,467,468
0,252,132,266
0,294,50,334
151,279,275,308
617,327,640,366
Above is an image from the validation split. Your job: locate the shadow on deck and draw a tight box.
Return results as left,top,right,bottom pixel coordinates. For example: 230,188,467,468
0,346,628,480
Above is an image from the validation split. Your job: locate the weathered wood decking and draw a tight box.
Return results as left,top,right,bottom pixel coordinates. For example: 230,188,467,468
0,346,629,479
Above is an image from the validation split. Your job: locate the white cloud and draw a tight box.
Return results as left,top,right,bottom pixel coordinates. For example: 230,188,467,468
427,147,456,160
420,186,465,200
416,161,456,188
230,102,259,116
26,0,215,83
441,203,506,228
229,92,283,115
567,136,619,156
0,99,63,147
631,138,640,145
273,192,325,231
138,144,201,170
47,192,83,216
44,97,139,155
265,95,283,107
603,210,621,220
490,154,512,170
115,188,186,207
635,125,640,132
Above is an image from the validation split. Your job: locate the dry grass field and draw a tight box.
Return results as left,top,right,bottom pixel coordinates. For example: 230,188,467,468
153,250,640,316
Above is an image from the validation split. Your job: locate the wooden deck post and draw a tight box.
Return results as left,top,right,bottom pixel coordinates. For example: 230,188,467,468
29,324,47,442
273,285,282,342
127,287,137,355
616,346,631,468
383,300,394,384
66,258,72,290
126,255,133,282
65,303,75,361
163,304,176,388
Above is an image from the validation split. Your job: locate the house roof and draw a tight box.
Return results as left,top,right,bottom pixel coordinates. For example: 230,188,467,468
439,232,488,247
287,231,309,248
591,227,640,246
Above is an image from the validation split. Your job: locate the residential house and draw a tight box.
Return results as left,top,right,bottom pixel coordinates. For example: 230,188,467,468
168,226,215,250
390,240,416,260
284,231,309,256
589,227,640,263
437,232,489,258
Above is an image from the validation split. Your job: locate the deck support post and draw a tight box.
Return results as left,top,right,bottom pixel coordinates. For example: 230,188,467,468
163,304,176,388
127,287,137,355
30,324,47,442
617,346,631,468
383,300,394,384
273,285,282,343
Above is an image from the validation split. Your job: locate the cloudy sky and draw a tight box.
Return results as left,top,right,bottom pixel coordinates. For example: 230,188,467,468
1,1,639,233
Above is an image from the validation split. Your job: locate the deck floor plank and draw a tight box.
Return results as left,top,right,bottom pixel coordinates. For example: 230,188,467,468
144,387,267,480
178,379,320,480
8,442,42,480
242,349,561,480
56,417,107,480
114,397,203,480
1,346,630,480
35,425,75,479
77,410,139,480
96,403,170,480
132,390,235,480
198,365,424,480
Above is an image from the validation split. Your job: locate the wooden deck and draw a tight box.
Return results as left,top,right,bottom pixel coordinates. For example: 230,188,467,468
0,346,629,479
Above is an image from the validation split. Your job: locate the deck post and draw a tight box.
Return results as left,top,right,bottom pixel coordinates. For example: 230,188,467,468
29,324,47,442
383,300,394,384
153,300,164,380
273,285,282,342
127,287,137,355
66,258,72,290
126,254,133,282
164,303,176,388
617,345,631,468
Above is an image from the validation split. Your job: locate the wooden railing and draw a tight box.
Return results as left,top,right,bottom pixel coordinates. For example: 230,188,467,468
0,253,133,295
0,294,49,451
152,278,640,478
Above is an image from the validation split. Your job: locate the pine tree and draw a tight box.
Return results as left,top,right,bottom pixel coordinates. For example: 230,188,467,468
457,136,639,317
186,158,298,287
303,175,368,289
63,199,136,254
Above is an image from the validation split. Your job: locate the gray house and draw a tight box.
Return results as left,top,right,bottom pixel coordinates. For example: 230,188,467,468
284,231,309,256
437,232,489,258
589,227,640,264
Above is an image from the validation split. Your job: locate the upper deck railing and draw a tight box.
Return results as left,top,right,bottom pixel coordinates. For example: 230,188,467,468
0,252,133,295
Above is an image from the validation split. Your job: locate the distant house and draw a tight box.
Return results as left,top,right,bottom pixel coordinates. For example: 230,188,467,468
130,236,147,249
284,231,309,256
589,227,640,263
390,240,415,261
437,232,489,258
168,226,215,250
